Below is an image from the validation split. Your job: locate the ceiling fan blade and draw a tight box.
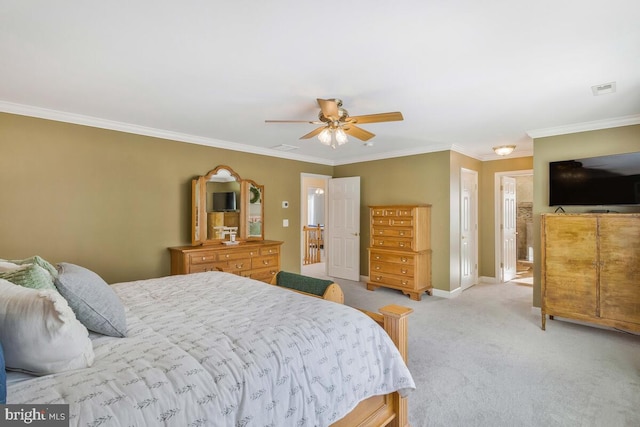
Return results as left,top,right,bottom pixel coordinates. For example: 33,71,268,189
343,124,375,141
317,98,339,120
346,112,404,124
300,126,326,139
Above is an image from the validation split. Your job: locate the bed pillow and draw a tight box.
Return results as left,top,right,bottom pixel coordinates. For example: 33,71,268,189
0,263,57,291
0,279,94,376
54,263,127,337
5,256,58,278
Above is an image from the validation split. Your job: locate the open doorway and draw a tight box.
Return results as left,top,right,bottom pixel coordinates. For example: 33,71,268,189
300,174,329,278
495,170,534,284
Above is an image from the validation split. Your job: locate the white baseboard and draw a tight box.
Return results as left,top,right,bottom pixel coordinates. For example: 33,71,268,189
432,287,462,299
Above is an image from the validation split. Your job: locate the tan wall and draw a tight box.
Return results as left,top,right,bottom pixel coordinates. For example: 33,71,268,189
0,113,332,283
532,124,640,306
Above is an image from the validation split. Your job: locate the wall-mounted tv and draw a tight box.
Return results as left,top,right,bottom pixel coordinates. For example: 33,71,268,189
212,191,237,211
549,151,640,206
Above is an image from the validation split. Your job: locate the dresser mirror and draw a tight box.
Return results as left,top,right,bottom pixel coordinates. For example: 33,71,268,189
192,165,264,245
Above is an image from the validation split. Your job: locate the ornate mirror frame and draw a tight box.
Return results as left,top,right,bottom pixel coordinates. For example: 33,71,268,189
192,165,264,245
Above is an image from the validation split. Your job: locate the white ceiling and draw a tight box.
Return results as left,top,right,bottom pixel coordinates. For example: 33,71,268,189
1,1,639,165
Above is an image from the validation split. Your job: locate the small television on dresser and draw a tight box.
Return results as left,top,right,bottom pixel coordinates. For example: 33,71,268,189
212,191,237,211
549,151,640,206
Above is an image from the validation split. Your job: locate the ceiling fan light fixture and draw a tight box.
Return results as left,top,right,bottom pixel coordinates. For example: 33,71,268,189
318,128,332,145
335,128,348,145
493,145,516,156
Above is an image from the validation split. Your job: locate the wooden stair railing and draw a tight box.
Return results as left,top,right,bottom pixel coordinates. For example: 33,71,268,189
303,225,323,264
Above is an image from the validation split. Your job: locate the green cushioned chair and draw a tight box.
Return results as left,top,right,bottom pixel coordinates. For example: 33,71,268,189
270,271,344,304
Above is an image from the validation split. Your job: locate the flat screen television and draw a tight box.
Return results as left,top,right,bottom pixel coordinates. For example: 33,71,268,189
549,152,640,206
212,191,237,211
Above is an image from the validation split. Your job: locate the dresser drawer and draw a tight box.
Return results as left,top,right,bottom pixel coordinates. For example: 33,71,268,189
250,267,279,283
370,261,414,277
370,251,415,265
372,226,413,238
252,254,278,269
189,262,223,273
189,252,217,265
371,237,414,250
372,207,414,217
369,272,415,289
260,246,280,256
218,258,252,273
219,250,255,261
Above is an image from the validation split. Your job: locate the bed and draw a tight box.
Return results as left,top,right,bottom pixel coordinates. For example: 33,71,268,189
3,268,415,426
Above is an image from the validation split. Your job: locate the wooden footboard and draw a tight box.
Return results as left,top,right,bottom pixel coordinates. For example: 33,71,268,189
332,304,413,427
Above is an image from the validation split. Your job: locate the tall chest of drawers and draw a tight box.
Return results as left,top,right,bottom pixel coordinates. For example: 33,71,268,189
169,240,283,283
367,205,432,300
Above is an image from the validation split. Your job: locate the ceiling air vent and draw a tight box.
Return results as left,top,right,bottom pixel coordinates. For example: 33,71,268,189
271,144,299,151
591,82,616,96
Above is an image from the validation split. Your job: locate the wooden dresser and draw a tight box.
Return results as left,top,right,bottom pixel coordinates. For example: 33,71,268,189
169,240,283,283
541,213,640,332
367,205,432,301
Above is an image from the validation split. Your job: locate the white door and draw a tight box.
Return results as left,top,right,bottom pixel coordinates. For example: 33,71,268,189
460,168,478,290
501,176,517,282
327,177,360,281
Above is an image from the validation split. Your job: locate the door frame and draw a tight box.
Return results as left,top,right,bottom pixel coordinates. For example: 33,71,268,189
300,173,331,272
494,169,533,283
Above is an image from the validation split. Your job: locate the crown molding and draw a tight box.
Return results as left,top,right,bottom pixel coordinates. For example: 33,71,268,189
0,101,334,165
526,114,640,139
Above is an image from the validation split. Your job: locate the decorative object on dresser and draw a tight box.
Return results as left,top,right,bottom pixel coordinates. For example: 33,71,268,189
541,213,640,332
367,205,432,301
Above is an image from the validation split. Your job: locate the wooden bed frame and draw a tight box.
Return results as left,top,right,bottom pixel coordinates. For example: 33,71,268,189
333,305,413,427
271,272,413,427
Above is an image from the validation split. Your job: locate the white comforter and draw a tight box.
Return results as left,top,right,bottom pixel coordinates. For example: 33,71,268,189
8,272,415,426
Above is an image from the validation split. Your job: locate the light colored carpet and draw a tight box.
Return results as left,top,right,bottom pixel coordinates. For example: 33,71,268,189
314,273,640,427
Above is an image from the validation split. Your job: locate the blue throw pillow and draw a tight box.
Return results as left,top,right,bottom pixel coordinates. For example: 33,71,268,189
1,340,6,404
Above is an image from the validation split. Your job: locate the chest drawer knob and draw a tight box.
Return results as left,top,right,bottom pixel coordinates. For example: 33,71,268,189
202,257,206,261
399,243,405,247
401,257,408,263
375,255,381,260
375,265,381,270
401,269,408,274
399,231,405,236
263,260,270,265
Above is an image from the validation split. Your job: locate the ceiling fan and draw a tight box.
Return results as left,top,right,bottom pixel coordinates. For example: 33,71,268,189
265,98,403,149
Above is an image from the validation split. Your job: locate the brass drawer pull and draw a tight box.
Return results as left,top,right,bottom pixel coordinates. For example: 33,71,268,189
375,266,381,270
401,269,408,274
401,257,408,263
263,260,270,265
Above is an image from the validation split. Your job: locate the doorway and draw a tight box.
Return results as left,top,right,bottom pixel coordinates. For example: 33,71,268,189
300,174,329,277
495,170,534,283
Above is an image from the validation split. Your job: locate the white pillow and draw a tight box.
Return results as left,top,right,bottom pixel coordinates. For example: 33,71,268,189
0,261,28,272
0,279,95,375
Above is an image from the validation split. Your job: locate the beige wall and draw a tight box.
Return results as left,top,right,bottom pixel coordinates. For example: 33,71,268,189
532,124,640,306
0,113,332,283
